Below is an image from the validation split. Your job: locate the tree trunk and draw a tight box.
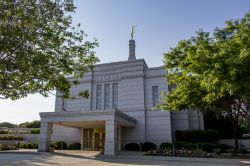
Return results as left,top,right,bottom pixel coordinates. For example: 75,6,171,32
232,120,240,150
228,105,240,150
233,134,239,150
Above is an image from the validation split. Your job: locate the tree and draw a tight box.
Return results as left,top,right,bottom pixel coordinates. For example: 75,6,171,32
0,0,98,100
203,110,244,139
0,122,17,128
159,12,250,150
19,120,40,128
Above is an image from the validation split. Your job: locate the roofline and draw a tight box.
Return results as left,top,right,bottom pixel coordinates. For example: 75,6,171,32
94,59,148,68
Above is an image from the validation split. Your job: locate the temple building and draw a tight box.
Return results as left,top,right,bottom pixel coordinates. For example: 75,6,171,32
38,37,204,155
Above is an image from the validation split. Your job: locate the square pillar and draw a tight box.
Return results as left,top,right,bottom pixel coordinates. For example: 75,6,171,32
104,120,117,155
38,122,53,152
81,128,84,150
118,126,121,151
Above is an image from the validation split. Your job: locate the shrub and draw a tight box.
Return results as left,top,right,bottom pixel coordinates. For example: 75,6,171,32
68,143,81,150
0,136,23,140
199,143,214,153
53,141,67,150
160,142,172,150
173,141,232,153
0,144,18,150
0,130,8,134
30,129,40,134
20,143,38,149
173,142,197,149
204,111,247,139
141,142,156,151
214,143,232,153
22,144,27,148
175,130,219,142
125,143,140,151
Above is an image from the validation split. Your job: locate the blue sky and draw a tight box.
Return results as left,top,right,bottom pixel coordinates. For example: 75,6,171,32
0,0,249,123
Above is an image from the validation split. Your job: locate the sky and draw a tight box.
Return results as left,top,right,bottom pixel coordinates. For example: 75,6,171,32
0,0,249,124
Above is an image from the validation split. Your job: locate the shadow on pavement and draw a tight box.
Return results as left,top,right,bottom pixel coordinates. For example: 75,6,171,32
0,150,249,166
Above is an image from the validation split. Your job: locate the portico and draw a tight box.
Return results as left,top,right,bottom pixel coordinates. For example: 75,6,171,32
38,109,136,155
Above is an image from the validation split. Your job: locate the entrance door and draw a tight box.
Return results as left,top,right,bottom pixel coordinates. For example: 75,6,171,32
101,133,105,147
94,133,100,149
83,128,93,149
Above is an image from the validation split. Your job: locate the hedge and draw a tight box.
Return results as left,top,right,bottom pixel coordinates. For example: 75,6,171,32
172,142,232,153
0,136,23,140
0,144,18,150
160,142,173,150
0,130,9,134
141,142,157,151
20,143,38,149
53,141,67,150
175,130,220,142
30,129,40,134
125,143,140,151
68,143,81,150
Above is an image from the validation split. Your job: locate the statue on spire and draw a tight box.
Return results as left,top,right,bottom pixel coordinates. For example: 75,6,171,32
130,25,137,39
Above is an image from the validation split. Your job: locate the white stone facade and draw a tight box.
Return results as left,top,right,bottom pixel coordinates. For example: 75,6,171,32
38,39,204,155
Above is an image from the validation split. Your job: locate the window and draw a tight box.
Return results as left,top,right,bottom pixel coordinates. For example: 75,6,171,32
152,86,159,107
104,84,110,109
96,85,102,110
112,83,118,109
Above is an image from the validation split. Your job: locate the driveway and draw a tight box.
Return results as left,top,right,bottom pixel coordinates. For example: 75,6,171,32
0,150,249,166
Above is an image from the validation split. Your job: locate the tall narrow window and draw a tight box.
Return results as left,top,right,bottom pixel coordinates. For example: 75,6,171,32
104,84,110,109
152,86,159,107
112,83,118,109
96,85,102,110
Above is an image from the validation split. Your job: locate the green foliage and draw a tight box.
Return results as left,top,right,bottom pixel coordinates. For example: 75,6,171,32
30,129,40,134
53,141,67,150
0,122,17,128
204,110,236,138
0,136,23,140
240,125,250,134
175,130,220,142
204,110,250,139
20,143,38,149
125,143,140,151
174,141,197,149
68,143,81,150
0,144,18,150
160,12,250,112
19,120,40,128
173,142,232,153
141,142,157,151
160,142,172,150
0,0,99,100
159,12,250,149
0,130,9,134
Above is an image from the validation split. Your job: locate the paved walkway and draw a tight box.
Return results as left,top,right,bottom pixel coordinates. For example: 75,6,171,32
0,150,249,166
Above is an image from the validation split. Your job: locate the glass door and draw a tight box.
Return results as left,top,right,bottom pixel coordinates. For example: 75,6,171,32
94,133,100,149
83,128,94,149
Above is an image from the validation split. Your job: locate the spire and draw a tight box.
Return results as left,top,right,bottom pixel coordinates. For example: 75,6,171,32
128,39,136,61
128,25,137,61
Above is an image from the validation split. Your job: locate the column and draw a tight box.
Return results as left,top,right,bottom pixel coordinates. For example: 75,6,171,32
38,122,53,152
104,120,117,155
81,128,84,150
118,126,122,151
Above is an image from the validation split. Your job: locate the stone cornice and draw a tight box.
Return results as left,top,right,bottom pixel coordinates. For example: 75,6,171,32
40,109,136,125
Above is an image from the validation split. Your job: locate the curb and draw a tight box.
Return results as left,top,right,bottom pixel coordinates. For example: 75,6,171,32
0,151,51,155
